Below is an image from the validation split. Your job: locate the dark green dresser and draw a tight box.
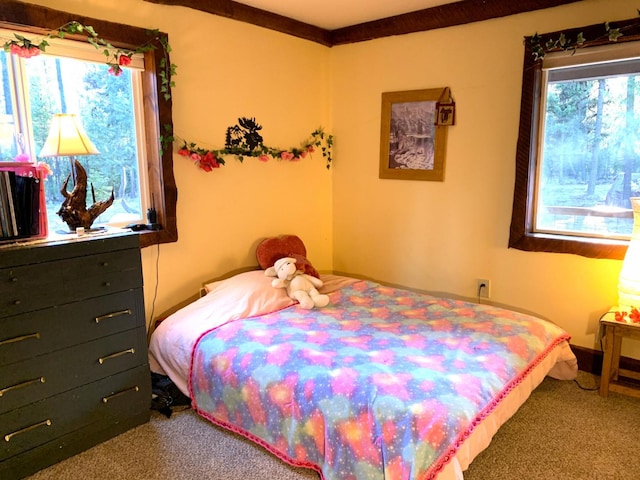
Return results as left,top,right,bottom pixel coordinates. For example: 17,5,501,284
0,233,150,479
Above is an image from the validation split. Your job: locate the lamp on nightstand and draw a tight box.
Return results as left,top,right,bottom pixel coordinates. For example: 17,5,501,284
618,197,640,309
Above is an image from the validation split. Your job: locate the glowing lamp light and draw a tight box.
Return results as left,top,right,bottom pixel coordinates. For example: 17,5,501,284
618,197,640,309
39,113,99,158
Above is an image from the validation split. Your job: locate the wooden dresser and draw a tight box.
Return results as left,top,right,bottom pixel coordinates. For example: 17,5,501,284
0,232,150,479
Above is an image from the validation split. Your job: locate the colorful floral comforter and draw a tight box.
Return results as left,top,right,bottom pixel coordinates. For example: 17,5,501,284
189,281,571,480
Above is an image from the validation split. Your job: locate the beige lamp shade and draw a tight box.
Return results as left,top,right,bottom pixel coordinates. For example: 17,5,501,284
39,113,99,157
618,197,640,308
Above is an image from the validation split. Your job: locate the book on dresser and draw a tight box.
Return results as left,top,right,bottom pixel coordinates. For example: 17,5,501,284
0,232,151,479
0,164,47,241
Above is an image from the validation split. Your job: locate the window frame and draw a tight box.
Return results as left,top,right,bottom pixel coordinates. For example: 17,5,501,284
1,0,177,248
510,17,640,260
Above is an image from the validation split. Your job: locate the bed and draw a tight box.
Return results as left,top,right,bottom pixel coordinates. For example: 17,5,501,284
149,267,577,480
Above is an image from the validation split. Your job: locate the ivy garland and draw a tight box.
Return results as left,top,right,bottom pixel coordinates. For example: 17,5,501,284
530,11,640,60
1,21,176,99
2,25,334,171
177,117,334,171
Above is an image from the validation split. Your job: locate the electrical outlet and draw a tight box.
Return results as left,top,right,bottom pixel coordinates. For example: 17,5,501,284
476,279,491,299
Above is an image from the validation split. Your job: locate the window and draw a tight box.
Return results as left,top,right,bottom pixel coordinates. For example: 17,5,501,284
1,34,149,231
0,1,177,247
510,18,640,260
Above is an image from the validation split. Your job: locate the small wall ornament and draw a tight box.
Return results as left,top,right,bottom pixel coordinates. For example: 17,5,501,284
177,117,334,171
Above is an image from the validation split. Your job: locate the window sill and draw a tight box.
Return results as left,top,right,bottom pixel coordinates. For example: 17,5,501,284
509,231,628,260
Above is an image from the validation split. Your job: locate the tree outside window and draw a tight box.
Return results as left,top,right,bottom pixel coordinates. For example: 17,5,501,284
510,17,640,259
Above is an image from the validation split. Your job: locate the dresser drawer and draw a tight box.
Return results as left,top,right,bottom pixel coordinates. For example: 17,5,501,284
0,263,63,316
0,364,150,462
0,327,147,414
0,289,144,366
62,248,143,300
0,248,142,317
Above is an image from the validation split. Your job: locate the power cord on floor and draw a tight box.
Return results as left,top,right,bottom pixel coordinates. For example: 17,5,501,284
573,378,599,391
572,311,611,392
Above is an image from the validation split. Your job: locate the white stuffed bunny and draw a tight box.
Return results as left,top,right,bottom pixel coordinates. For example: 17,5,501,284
265,257,329,309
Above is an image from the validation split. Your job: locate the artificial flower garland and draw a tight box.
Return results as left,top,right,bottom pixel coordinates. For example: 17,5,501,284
3,27,333,171
1,21,176,100
177,117,334,171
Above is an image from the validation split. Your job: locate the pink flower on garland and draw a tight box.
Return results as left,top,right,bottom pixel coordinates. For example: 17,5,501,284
178,147,190,157
10,43,40,58
108,65,123,76
259,154,270,162
280,151,294,161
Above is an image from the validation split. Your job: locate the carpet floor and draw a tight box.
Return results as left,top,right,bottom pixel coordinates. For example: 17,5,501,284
25,372,640,480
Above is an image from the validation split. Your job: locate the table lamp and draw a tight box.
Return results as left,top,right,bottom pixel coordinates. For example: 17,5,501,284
39,113,99,183
617,197,640,309
39,113,114,230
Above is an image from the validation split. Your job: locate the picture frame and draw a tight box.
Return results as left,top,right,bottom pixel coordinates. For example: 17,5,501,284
379,88,449,181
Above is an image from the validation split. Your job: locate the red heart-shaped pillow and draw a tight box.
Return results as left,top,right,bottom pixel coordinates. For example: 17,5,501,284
256,235,319,278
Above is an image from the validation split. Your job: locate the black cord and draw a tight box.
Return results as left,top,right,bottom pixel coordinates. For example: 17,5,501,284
147,241,161,343
573,378,599,391
571,309,617,392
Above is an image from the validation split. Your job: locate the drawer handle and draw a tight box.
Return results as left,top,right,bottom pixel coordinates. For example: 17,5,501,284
4,419,52,442
98,348,135,364
0,332,40,347
102,385,140,403
0,376,45,397
95,309,132,323
102,262,109,267
12,300,21,305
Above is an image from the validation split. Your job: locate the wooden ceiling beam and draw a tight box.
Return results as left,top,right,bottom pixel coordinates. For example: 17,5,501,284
3,0,589,47
331,0,585,45
143,0,333,46
144,0,584,46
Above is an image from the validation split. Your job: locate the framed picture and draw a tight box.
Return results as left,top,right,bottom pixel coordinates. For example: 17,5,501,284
379,88,449,181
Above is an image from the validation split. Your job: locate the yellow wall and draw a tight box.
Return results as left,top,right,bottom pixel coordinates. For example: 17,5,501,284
330,0,637,357
28,0,333,318
26,0,639,359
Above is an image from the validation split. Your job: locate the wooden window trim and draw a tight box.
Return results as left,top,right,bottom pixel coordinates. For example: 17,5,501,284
509,17,640,260
1,0,177,248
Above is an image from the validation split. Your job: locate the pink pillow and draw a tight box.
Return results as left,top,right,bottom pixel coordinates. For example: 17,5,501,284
202,270,294,318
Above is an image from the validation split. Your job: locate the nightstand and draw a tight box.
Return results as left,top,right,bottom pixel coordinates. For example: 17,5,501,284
599,311,640,398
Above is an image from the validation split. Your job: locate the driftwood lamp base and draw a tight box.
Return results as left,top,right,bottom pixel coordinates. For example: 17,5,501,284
57,159,114,230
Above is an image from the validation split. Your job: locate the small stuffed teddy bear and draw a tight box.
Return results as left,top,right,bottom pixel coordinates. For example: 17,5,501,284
265,257,330,309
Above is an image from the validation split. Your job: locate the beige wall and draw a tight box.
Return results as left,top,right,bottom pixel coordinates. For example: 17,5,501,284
27,0,639,359
330,0,638,358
